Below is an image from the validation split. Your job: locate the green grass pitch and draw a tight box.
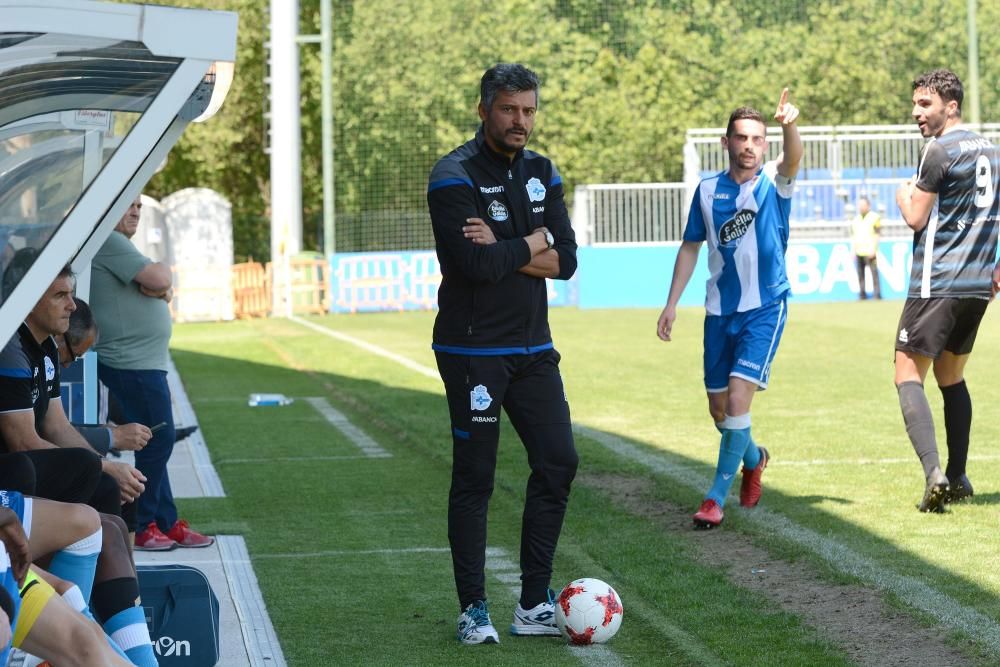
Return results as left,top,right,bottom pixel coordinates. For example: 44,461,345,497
170,299,1000,666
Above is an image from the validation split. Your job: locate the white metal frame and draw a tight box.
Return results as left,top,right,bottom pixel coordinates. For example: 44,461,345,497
0,0,238,346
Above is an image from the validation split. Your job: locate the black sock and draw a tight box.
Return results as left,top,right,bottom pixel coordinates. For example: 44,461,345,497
897,381,940,479
519,587,550,610
91,577,139,624
941,380,972,480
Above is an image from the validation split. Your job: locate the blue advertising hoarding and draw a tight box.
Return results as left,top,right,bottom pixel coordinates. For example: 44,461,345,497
575,240,913,309
327,239,913,313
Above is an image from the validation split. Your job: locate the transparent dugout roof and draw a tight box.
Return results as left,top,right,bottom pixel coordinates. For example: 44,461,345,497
0,31,180,304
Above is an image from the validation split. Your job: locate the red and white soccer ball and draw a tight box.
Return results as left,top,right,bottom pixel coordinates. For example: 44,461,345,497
554,578,624,645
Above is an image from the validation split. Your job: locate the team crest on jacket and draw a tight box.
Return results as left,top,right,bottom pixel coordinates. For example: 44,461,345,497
488,200,509,222
526,177,546,202
44,356,55,382
718,209,755,247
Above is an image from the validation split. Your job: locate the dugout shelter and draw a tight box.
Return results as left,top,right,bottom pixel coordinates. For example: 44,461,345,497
0,0,237,421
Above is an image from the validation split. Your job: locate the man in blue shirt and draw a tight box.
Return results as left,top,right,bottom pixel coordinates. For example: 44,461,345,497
657,88,802,528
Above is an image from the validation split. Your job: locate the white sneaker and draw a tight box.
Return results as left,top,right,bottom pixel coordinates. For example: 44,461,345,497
457,600,500,645
510,591,561,636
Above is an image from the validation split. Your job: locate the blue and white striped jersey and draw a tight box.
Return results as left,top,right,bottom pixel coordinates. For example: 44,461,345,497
683,162,794,315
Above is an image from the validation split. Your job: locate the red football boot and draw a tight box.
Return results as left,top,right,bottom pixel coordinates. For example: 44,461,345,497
740,446,769,508
692,499,723,528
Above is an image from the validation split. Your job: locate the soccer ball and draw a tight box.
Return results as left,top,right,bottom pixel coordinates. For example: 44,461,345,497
554,578,623,644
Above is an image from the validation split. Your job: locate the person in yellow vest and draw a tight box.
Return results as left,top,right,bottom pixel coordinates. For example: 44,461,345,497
851,195,881,299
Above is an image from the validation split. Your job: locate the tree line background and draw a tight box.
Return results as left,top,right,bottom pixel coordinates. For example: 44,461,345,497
132,0,1000,260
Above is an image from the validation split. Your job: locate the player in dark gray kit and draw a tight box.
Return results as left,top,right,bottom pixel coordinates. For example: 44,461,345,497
894,68,1000,513
427,63,578,645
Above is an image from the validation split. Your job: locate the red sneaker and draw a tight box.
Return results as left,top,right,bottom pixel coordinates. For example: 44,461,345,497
740,446,769,508
692,499,723,528
165,519,215,548
134,522,177,551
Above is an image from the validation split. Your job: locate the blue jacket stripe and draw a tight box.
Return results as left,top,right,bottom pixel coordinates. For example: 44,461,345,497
428,176,473,192
432,342,554,356
0,368,31,378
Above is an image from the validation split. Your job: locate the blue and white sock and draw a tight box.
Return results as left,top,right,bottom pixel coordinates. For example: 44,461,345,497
105,606,158,667
61,585,131,662
718,419,761,468
706,414,752,507
47,527,102,602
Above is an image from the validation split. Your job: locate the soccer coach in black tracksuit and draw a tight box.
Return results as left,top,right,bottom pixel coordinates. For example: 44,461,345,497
427,63,579,633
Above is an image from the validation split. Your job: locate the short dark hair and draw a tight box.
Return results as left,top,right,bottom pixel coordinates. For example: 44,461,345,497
726,107,766,137
479,63,540,110
912,69,963,112
67,296,98,349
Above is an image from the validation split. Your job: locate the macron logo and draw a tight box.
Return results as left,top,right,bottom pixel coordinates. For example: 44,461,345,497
154,637,191,657
898,328,909,343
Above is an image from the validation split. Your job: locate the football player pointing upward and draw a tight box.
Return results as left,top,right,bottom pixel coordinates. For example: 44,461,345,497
657,87,802,528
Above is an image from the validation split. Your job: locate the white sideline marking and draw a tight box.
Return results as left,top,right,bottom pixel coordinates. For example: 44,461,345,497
218,536,287,667
485,547,623,667
167,356,226,497
290,316,439,380
302,320,1000,657
304,396,392,458
287,320,626,662
775,453,1000,467
575,425,1000,656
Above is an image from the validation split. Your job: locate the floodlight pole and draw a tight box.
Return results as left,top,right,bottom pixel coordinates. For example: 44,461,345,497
321,0,335,256
966,0,981,125
269,0,302,317
297,1,335,257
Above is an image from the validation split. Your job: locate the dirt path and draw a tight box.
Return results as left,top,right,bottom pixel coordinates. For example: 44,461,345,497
580,473,976,667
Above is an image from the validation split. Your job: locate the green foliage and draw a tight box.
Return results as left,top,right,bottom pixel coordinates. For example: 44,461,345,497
136,0,1000,256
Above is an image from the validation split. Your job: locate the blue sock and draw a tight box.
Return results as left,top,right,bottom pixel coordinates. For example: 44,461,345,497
105,606,158,667
706,414,752,507
47,528,102,602
743,435,761,470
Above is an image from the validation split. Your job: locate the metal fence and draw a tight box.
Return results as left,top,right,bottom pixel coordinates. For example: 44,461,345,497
685,123,1000,179
573,124,1000,246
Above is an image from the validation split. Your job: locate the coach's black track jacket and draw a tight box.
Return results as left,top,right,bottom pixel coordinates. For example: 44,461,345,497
427,126,577,355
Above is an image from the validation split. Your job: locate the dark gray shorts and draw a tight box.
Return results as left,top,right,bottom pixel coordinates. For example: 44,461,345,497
895,297,989,358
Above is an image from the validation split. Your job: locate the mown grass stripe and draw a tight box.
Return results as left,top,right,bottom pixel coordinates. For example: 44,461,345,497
289,317,1000,658
557,542,725,667
575,425,1000,657
303,396,392,457
254,547,451,559
219,454,391,464
285,319,701,665
485,547,624,667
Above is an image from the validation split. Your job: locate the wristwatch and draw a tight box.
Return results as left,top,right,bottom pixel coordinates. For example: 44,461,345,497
542,229,554,249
